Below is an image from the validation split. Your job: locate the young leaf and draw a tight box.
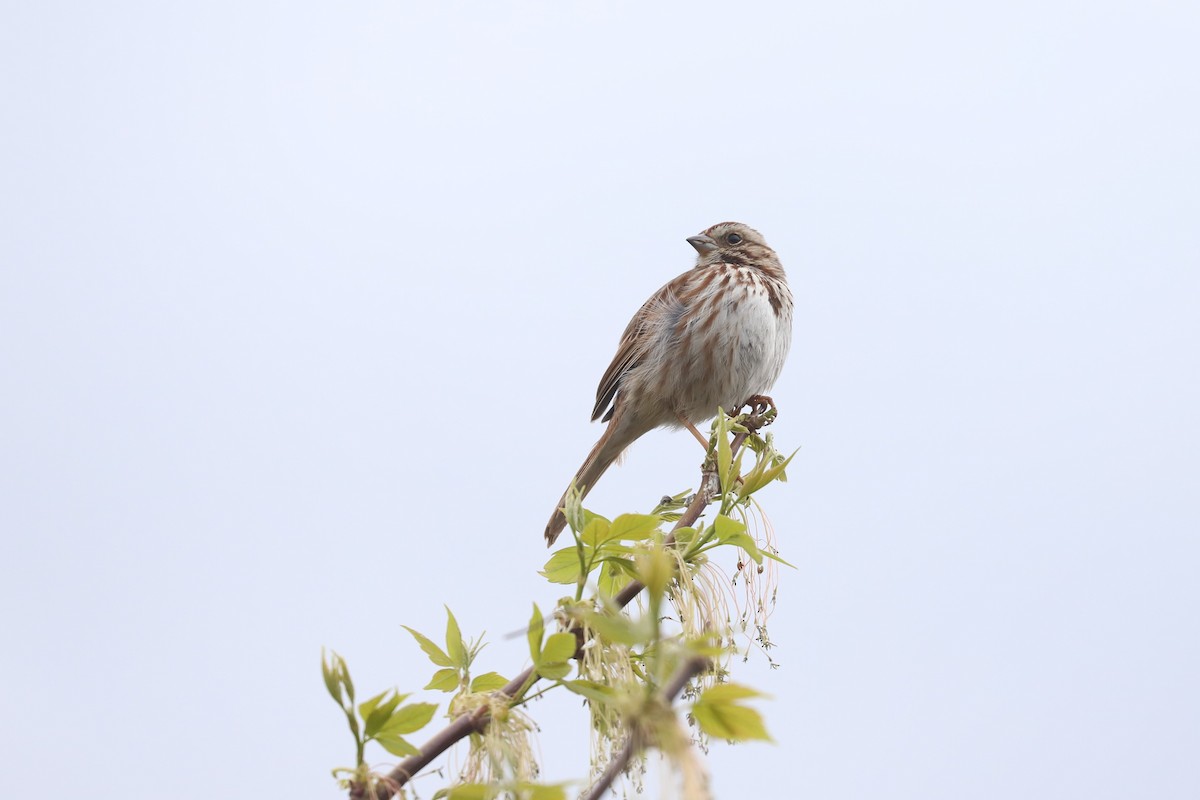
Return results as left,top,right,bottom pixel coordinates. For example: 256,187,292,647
540,548,584,584
563,482,585,535
724,530,762,563
374,733,420,758
692,683,773,742
580,516,612,547
540,632,577,664
731,445,747,495
337,659,356,703
596,557,636,598
716,410,733,489
444,606,465,667
634,547,674,598
378,702,439,736
536,661,572,680
562,679,616,706
739,449,796,495
469,672,509,692
761,550,797,569
321,649,344,706
424,668,461,692
713,514,746,539
363,691,407,737
527,604,545,662
357,689,390,722
698,684,768,703
403,626,455,668
325,653,360,740
606,513,661,542
713,515,762,563
582,610,651,646
673,526,699,548
692,701,773,742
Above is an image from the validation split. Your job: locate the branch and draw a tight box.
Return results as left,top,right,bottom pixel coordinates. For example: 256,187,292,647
581,654,711,800
351,666,537,799
355,415,765,799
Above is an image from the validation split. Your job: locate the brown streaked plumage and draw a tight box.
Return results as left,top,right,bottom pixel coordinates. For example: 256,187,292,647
544,222,793,546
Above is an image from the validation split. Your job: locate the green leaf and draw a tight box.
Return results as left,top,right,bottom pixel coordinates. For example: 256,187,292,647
374,733,420,757
536,661,572,680
321,649,344,706
540,632,577,664
403,626,455,668
692,683,773,742
337,659,355,703
739,448,796,495
698,683,768,703
635,547,674,598
540,548,584,584
725,531,762,563
562,679,615,705
579,516,611,547
731,444,747,493
693,701,773,742
606,513,660,543
444,606,465,667
713,515,762,563
768,448,795,483
716,410,733,489
363,690,407,737
527,604,544,662
596,557,636,598
357,689,389,722
470,672,509,692
582,610,652,646
534,627,575,678
563,482,585,535
684,633,734,658
713,514,746,538
326,655,360,740
761,550,797,569
424,668,461,692
378,702,439,736
734,532,764,562
673,526,699,548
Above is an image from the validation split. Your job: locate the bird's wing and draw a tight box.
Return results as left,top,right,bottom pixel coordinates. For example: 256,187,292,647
591,277,685,422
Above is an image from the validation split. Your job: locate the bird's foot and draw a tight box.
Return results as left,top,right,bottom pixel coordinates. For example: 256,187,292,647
740,395,777,429
744,394,775,415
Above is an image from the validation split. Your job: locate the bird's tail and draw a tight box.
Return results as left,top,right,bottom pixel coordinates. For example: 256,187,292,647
544,421,639,547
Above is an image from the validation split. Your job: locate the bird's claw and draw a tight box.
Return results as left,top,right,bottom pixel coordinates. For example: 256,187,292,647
740,395,777,427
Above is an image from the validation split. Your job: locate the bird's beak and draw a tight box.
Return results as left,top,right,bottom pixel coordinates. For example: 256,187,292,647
687,234,718,255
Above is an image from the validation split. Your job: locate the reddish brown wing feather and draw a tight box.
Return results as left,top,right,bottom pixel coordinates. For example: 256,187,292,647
591,307,652,422
590,276,687,423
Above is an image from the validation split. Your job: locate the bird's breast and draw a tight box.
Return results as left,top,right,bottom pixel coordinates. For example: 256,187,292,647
627,264,792,425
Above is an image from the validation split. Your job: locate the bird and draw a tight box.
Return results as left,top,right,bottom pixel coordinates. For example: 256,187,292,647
544,221,793,546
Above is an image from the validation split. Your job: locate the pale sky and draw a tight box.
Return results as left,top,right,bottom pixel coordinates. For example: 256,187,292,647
2,2,1198,798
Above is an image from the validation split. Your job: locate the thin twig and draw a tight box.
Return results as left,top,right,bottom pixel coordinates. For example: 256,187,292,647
583,728,640,800
356,416,764,799
581,654,711,800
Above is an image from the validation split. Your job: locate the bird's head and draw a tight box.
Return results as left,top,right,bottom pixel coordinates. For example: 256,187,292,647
686,221,778,269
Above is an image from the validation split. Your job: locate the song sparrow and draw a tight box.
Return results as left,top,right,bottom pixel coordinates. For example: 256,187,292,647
544,221,793,546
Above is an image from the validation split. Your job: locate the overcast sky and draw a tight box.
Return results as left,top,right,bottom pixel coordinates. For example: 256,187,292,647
2,2,1198,798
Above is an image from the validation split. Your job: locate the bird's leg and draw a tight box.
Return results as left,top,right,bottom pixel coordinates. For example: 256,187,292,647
676,413,710,449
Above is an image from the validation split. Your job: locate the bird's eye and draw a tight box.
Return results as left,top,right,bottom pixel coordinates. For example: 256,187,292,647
726,233,743,244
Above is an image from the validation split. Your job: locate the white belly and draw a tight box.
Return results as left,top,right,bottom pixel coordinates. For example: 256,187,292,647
627,265,793,426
